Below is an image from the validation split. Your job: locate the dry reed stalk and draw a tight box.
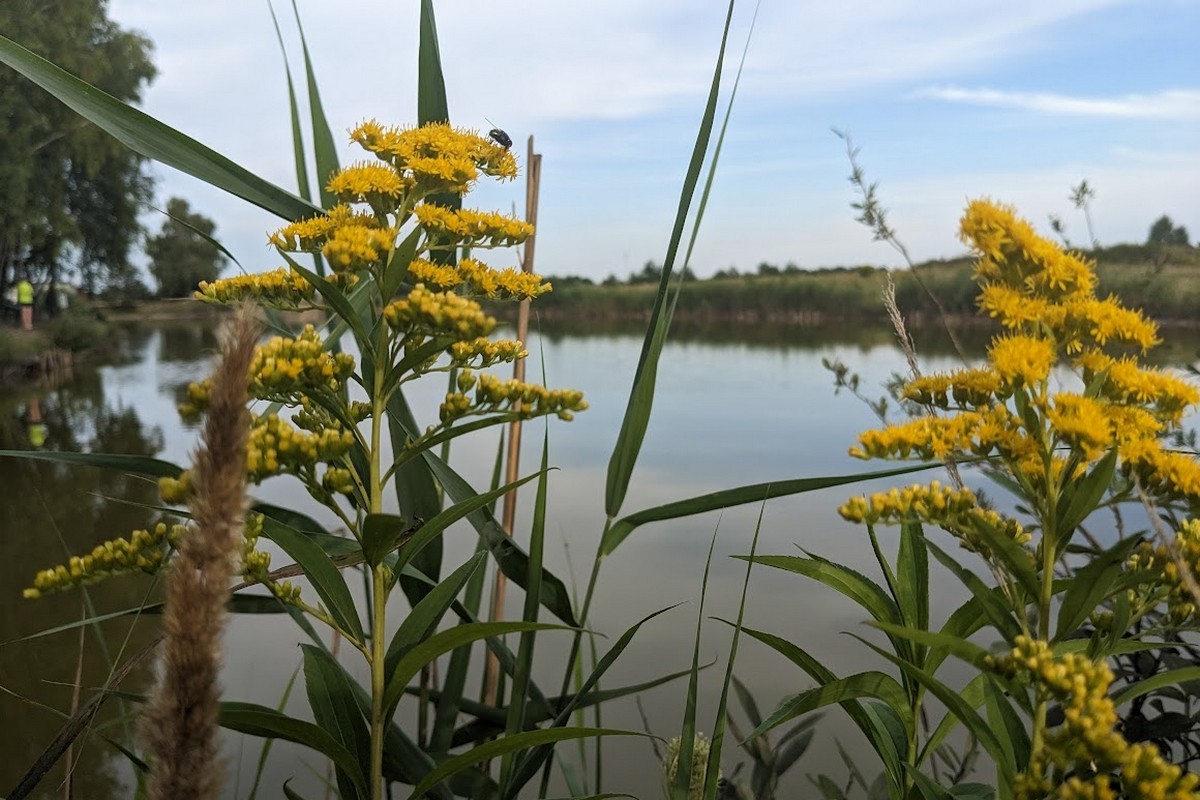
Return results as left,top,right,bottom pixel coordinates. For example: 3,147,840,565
142,305,259,800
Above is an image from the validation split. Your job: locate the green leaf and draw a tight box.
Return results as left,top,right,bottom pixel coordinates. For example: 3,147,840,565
219,701,366,794
920,673,986,764
896,521,930,645
735,625,904,787
394,470,546,575
983,677,1029,773
300,645,370,800
949,784,995,800
1054,534,1144,641
286,256,373,350
387,388,445,607
602,0,739,520
1112,666,1200,707
0,449,183,477
408,728,645,800
1055,446,1117,546
731,674,763,729
259,516,363,641
925,593,991,675
741,554,900,627
382,621,571,719
267,2,312,205
744,672,913,743
500,430,552,792
903,764,956,800
417,0,450,126
849,636,1012,782
0,34,319,222
416,446,578,625
384,552,486,674
866,623,991,671
603,462,943,555
361,512,418,567
925,540,1022,643
291,0,339,210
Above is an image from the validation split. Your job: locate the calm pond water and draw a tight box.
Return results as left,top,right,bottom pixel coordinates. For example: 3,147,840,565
2,319,1197,799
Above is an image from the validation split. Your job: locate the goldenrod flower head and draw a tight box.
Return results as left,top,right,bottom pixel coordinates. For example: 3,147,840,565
414,204,534,247
448,337,528,368
325,161,411,208
245,412,354,483
903,368,1003,409
1046,393,1114,462
383,284,496,341
25,520,186,598
438,373,587,424
269,205,380,251
348,119,518,194
158,470,194,505
1128,519,1200,626
988,334,1056,387
321,223,397,273
196,267,358,310
248,325,356,402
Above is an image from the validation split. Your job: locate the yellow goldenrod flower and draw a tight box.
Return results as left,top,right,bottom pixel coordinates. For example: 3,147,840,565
414,204,534,247
988,334,1056,387
325,162,411,209
269,205,380,251
248,325,356,402
384,284,497,341
24,521,186,598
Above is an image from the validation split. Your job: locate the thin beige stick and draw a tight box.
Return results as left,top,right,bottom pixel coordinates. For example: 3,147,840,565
141,304,259,800
483,137,542,708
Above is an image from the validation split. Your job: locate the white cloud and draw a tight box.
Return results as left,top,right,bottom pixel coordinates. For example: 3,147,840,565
917,86,1200,119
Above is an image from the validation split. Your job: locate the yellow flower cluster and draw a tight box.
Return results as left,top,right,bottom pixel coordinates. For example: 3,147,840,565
988,334,1055,387
246,413,355,482
1128,519,1200,624
247,325,356,402
321,223,398,273
24,521,185,598
440,370,588,424
178,379,213,423
1123,439,1200,507
348,119,518,193
158,471,193,505
447,336,527,369
991,637,1198,799
407,257,551,302
383,284,496,340
325,161,411,209
902,368,1004,409
195,267,358,309
239,514,302,604
414,204,534,247
849,200,1200,525
269,205,381,252
839,482,1031,557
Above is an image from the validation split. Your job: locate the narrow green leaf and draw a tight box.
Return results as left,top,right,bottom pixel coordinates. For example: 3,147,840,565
220,701,365,794
735,625,904,786
417,0,450,125
291,0,339,210
500,429,552,792
744,672,913,743
361,512,418,567
408,728,645,800
301,645,370,800
903,765,957,800
983,677,1029,773
0,449,182,477
387,388,445,606
1054,534,1144,641
1055,447,1117,544
385,553,486,674
259,516,363,641
741,555,900,626
416,445,578,625
382,621,570,718
731,674,762,729
0,35,319,222
896,521,930,645
925,540,1022,642
286,256,373,350
866,622,991,671
1112,666,1200,707
919,672,986,766
603,462,942,555
672,525,720,800
267,2,312,204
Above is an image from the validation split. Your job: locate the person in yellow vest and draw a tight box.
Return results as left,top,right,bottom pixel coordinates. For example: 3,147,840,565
26,398,47,448
16,277,34,331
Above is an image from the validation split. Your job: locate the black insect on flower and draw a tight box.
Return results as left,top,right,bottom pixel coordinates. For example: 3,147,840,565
488,128,513,149
485,118,513,149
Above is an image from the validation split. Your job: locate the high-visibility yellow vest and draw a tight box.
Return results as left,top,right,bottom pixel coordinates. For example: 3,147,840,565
16,280,34,305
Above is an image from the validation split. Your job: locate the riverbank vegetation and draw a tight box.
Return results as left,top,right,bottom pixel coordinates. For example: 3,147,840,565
531,242,1200,326
2,2,1199,800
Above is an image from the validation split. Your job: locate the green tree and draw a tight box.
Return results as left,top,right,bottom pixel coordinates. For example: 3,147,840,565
1147,214,1191,247
146,198,228,298
0,0,156,306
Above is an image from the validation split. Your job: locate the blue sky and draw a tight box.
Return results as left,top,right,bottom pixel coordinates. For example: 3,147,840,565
104,0,1199,282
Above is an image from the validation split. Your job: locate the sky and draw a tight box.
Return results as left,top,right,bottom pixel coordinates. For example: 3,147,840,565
101,0,1200,282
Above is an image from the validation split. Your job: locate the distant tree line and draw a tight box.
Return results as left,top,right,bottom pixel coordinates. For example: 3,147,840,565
0,0,228,310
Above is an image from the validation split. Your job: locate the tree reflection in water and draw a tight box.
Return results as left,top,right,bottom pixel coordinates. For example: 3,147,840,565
0,370,166,800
